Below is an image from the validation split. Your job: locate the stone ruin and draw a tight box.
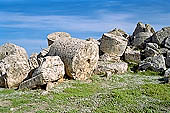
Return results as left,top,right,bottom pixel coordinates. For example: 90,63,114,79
0,22,170,90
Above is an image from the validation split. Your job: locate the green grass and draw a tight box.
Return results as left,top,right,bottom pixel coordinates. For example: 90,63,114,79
11,98,31,107
0,89,15,94
63,83,99,97
141,84,170,101
95,83,170,113
0,73,169,113
36,110,48,113
127,63,162,76
137,70,162,76
0,107,10,113
50,82,100,101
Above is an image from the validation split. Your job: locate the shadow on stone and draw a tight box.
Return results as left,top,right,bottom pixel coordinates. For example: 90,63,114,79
158,77,169,84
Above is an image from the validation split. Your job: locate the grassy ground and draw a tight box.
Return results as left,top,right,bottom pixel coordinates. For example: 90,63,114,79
0,72,170,113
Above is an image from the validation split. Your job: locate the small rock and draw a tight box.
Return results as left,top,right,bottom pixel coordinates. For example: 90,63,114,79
105,71,112,78
41,90,49,95
164,68,170,83
57,77,64,83
46,82,55,91
10,108,15,111
164,68,170,77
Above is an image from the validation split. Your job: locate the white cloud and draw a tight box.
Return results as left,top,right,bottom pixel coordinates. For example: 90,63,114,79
3,10,169,34
0,11,135,33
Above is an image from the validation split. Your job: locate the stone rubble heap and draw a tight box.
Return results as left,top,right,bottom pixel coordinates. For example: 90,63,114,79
0,23,170,90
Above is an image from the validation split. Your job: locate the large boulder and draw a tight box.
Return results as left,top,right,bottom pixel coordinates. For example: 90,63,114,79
139,55,166,72
130,22,155,47
133,22,155,36
165,51,170,68
47,32,71,46
86,38,100,46
152,27,170,46
48,37,99,80
132,32,153,49
144,43,159,58
108,28,129,39
160,48,168,57
164,36,170,49
99,53,120,62
0,43,30,88
19,56,65,90
95,61,128,75
124,46,141,63
100,32,128,56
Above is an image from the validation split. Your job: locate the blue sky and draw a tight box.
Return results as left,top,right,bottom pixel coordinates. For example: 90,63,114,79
0,0,170,56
